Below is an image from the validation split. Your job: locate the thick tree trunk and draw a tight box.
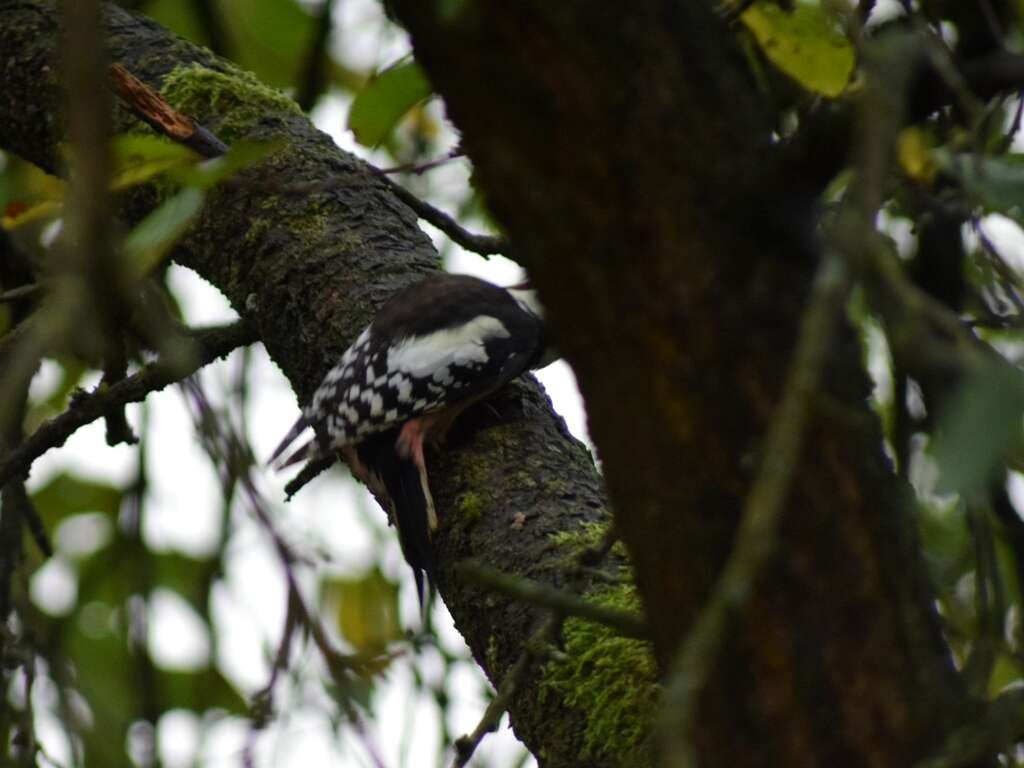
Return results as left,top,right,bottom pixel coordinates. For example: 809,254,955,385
0,3,644,766
390,3,974,766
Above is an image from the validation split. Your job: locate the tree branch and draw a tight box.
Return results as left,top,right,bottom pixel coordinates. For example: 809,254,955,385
0,321,256,488
0,5,620,765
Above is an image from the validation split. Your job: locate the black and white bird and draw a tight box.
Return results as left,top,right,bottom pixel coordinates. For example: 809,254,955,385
269,273,556,602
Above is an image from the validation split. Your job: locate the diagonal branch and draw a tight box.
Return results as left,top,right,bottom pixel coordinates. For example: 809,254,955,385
0,4,621,765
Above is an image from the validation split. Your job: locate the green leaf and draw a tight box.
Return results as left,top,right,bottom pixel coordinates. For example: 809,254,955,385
936,151,1024,224
64,612,137,765
320,568,403,654
932,364,1024,496
123,187,206,275
988,653,1023,696
159,668,247,715
32,473,122,527
139,0,212,47
740,2,854,98
347,61,433,147
218,0,318,88
112,134,198,190
153,550,217,616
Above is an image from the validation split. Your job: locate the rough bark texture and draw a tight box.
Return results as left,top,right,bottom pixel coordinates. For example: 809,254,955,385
388,2,975,766
0,3,645,766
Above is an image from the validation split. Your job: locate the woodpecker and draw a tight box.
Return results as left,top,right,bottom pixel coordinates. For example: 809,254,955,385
269,273,556,602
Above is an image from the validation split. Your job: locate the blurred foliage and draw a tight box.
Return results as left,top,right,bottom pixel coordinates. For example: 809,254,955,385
347,60,432,147
321,567,403,655
9,0,1024,766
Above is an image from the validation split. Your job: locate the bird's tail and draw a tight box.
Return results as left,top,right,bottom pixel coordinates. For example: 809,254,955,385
354,431,437,610
267,415,310,467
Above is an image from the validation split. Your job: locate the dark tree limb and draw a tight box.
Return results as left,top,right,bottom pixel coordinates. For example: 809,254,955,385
0,4,625,766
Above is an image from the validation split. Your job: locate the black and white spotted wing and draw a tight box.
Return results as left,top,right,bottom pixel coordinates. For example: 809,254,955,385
269,274,546,468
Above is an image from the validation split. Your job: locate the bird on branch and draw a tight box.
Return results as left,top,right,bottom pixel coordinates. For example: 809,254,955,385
270,273,557,604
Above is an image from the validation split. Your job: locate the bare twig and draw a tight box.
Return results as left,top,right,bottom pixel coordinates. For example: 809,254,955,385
0,308,50,622
180,378,391,768
110,62,510,262
0,321,256,490
456,561,647,639
100,339,139,447
973,221,1024,316
109,63,228,159
380,148,465,176
452,517,630,766
373,171,514,259
452,617,562,768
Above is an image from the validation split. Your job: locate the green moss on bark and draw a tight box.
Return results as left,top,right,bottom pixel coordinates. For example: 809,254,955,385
543,583,659,762
160,63,300,142
456,491,484,522
549,520,628,560
542,523,658,762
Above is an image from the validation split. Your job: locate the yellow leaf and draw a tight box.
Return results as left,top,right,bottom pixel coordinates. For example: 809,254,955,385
321,569,403,654
2,198,62,230
741,2,855,98
898,127,938,182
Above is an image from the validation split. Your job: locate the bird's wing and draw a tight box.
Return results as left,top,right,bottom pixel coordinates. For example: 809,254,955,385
271,314,528,467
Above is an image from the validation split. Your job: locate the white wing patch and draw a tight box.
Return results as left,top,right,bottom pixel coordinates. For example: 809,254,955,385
299,315,516,451
386,315,509,380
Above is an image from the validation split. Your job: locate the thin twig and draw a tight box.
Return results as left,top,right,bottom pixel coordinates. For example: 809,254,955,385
974,221,1024,316
109,64,507,264
0,321,256,489
180,379,390,768
284,454,336,499
373,171,514,259
380,148,465,176
456,561,647,639
451,518,629,765
452,616,563,768
100,338,139,447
